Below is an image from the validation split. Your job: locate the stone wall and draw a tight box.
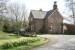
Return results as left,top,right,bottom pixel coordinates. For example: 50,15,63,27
29,10,63,33
47,10,63,33
29,18,44,33
33,19,44,32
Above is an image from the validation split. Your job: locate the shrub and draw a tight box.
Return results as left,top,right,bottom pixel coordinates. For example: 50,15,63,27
1,42,13,49
0,37,41,49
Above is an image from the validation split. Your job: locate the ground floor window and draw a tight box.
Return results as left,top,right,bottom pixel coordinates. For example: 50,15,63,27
49,25,53,32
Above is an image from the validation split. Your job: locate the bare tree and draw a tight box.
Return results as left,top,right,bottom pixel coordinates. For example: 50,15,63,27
7,3,19,35
0,0,8,31
65,0,75,24
20,4,27,28
7,2,27,35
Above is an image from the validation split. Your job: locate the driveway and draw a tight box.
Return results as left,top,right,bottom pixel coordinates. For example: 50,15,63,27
31,35,75,50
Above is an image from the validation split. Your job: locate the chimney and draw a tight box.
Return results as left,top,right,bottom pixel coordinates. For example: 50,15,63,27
39,9,42,11
53,1,57,10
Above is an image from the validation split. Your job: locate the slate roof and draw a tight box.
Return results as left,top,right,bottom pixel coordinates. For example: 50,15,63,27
31,10,53,19
45,10,53,18
31,10,47,19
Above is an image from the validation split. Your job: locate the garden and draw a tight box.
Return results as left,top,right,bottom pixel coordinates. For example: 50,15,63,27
0,31,48,50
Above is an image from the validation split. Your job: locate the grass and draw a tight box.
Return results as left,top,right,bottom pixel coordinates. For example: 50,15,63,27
0,37,48,50
0,31,21,40
0,31,49,50
8,37,48,50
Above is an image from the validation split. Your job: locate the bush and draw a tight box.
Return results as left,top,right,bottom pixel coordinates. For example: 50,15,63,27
2,23,15,33
0,37,41,49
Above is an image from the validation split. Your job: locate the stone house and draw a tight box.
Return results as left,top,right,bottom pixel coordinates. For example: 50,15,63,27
29,2,63,33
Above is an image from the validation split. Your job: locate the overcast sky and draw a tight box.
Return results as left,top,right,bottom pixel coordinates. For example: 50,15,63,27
9,0,65,12
8,0,73,24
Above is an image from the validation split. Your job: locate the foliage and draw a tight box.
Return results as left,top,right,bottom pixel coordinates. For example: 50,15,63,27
0,1,28,33
9,38,48,50
0,31,48,50
0,0,9,30
2,20,28,33
0,37,48,50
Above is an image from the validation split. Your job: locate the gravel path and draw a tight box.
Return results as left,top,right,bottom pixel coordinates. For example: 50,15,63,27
31,35,75,50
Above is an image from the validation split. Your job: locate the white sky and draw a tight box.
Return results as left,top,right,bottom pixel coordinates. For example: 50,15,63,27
9,0,65,12
8,0,73,24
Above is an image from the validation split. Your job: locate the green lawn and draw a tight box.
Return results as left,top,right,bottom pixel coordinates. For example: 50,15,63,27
0,31,49,50
0,31,21,40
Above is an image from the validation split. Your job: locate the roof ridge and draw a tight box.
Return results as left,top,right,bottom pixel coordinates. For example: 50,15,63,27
31,10,47,19
31,10,47,12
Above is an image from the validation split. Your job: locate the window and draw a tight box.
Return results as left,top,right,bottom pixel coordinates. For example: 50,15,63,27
49,25,53,31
